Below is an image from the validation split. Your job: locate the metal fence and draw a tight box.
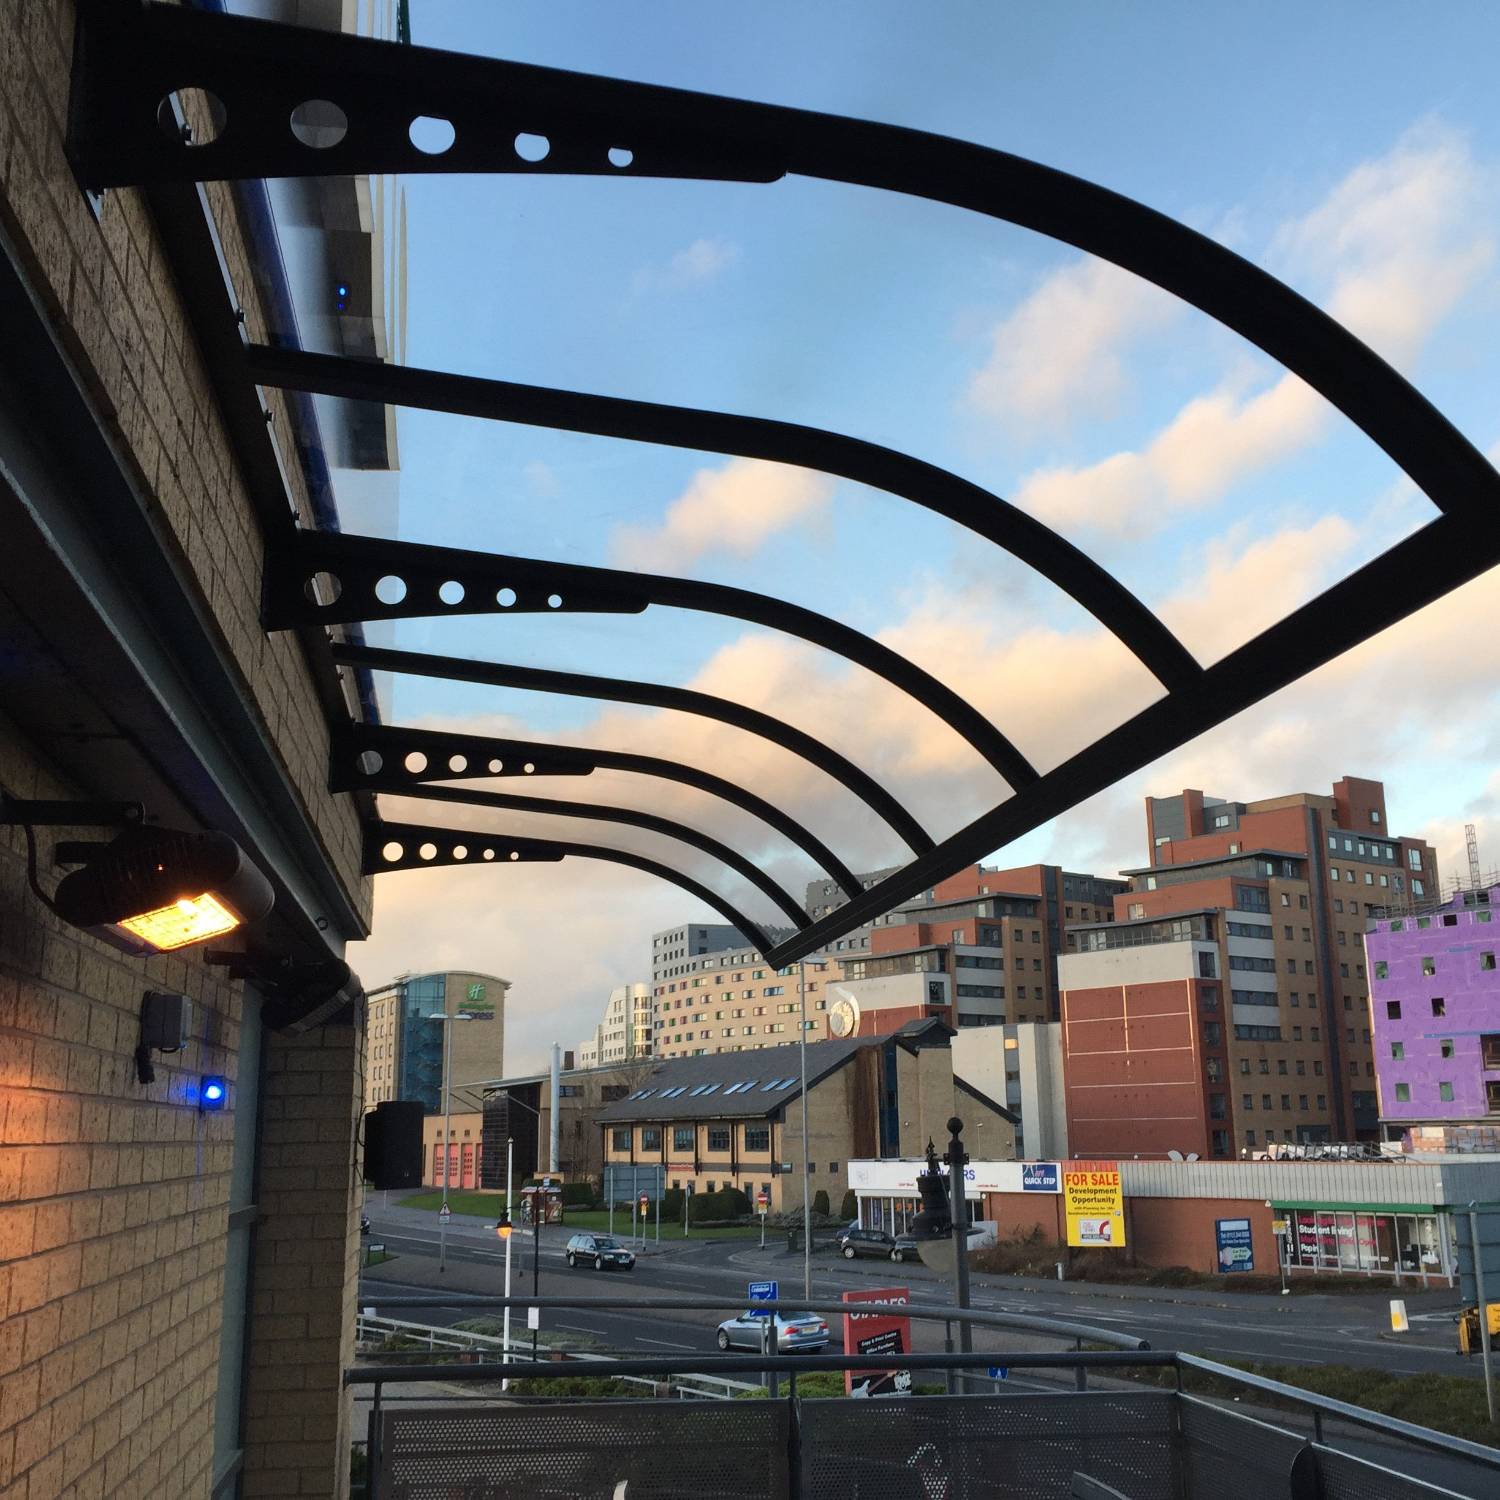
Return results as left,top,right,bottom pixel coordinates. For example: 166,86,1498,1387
346,1294,1500,1499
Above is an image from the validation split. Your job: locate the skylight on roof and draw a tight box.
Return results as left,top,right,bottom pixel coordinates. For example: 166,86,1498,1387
661,1085,687,1098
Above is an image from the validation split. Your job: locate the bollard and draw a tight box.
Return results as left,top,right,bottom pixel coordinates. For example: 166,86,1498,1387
1056,1261,1066,1281
1390,1299,1409,1333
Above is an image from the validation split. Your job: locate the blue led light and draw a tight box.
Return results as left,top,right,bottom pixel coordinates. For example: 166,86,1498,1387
200,1075,228,1110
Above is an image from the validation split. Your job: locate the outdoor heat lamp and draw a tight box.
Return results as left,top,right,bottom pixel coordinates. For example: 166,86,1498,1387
52,826,274,956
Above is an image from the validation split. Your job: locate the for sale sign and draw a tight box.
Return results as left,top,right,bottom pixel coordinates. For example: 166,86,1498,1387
1063,1163,1125,1248
842,1286,911,1397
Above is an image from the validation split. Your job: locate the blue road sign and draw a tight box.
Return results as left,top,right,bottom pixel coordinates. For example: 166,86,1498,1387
749,1280,778,1318
988,1367,1008,1380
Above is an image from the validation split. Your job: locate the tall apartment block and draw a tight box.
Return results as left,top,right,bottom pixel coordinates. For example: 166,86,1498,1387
1367,881,1500,1138
1059,776,1437,1158
651,920,794,983
653,950,844,1058
577,981,654,1067
806,862,1126,1029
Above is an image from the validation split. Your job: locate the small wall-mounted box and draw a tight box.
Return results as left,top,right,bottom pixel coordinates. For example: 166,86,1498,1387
140,991,192,1053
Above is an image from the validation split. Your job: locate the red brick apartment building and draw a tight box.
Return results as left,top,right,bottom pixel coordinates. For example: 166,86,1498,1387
1060,778,1437,1158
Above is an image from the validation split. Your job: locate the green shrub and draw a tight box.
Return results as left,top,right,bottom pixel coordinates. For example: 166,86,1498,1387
506,1375,651,1400
661,1188,685,1219
561,1182,596,1207
840,1190,858,1221
719,1186,751,1218
812,1189,831,1216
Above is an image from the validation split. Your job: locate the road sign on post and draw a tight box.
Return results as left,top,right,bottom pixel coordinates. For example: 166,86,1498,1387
1457,1209,1500,1306
748,1280,778,1319
438,1205,451,1225
757,1191,769,1212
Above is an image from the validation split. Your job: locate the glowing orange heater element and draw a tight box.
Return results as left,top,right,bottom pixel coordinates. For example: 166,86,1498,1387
116,892,241,951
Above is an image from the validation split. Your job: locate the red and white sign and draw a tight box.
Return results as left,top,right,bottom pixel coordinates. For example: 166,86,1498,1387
841,1285,911,1398
756,1191,769,1212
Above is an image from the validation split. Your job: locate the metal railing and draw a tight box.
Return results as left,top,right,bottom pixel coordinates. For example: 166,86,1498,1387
347,1293,1500,1499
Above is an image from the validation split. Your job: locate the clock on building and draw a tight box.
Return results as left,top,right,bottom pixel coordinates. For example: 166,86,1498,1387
828,991,860,1038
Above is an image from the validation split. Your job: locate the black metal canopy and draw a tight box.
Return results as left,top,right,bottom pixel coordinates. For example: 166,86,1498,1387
65,0,1500,966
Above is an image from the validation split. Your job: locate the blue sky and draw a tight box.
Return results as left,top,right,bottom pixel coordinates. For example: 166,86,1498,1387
344,3,1500,1068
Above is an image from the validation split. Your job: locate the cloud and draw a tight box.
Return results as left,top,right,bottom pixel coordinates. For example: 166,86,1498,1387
1014,124,1492,537
1015,371,1328,535
1275,120,1494,366
632,236,740,294
611,458,835,571
967,258,1179,432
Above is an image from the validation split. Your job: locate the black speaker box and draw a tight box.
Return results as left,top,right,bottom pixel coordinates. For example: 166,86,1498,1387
365,1099,425,1189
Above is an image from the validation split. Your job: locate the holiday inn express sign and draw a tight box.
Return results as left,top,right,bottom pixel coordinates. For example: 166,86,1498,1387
458,981,496,1020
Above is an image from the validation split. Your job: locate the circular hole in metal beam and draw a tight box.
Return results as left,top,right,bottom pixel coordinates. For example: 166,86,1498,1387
482,848,496,861
448,754,468,774
290,99,348,149
158,88,226,146
419,843,438,861
409,115,456,154
523,763,535,775
304,571,342,605
452,845,468,861
608,147,633,168
509,851,521,861
381,841,404,863
439,580,465,606
375,575,407,605
405,752,428,774
514,133,550,163
357,751,382,776
546,594,563,609
497,588,517,608
488,759,504,774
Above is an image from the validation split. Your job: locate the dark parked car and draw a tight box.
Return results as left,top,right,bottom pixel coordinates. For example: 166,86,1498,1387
836,1226,897,1260
565,1233,636,1271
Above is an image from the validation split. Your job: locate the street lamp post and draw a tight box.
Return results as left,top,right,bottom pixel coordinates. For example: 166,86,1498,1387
798,958,813,1299
503,1136,514,1378
426,1011,472,1274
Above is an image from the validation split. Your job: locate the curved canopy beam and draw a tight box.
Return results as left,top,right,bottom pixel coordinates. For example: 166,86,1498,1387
69,0,1498,531
333,642,935,856
330,720,865,899
364,779,810,927
270,530,1036,789
366,819,774,957
253,345,1199,696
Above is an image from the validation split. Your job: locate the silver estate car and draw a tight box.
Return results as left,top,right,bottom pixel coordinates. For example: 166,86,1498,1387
716,1310,830,1352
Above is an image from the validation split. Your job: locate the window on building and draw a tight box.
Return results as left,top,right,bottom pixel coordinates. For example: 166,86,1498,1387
1280,1094,1291,1110
1238,1059,1250,1075
1242,1094,1253,1110
1386,1001,1401,1020
1292,1026,1303,1041
708,1128,730,1151
744,1126,770,1151
1211,1130,1230,1158
612,1129,631,1150
1440,1038,1455,1059
1298,1095,1310,1111
1277,1059,1288,1075
1432,997,1446,1017
1481,952,1497,972
1258,1058,1270,1075
1394,1083,1411,1102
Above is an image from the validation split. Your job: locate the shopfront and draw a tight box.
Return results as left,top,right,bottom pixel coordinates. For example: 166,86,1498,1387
848,1159,1022,1233
1278,1205,1452,1284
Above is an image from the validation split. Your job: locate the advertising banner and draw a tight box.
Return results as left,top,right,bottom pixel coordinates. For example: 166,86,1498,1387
1063,1163,1125,1248
842,1285,911,1397
1021,1163,1059,1192
1215,1217,1254,1272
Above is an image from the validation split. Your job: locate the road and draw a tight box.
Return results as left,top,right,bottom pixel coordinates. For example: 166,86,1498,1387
358,1205,1477,1379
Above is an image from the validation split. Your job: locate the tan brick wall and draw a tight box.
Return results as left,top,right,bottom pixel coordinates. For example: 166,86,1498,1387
0,3,374,1496
0,0,370,923
241,1023,363,1499
1,718,240,1499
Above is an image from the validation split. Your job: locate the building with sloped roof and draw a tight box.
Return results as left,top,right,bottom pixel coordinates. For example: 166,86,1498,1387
598,1019,1016,1211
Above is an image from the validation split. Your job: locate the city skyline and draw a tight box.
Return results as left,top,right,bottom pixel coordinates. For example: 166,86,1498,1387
348,5,1500,1074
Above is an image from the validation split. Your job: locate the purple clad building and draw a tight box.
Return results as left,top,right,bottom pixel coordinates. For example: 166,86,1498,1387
1366,882,1500,1136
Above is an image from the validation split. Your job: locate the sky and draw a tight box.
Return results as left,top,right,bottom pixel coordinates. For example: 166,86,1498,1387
339,2,1500,1072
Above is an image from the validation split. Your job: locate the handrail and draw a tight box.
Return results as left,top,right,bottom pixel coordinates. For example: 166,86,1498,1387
1175,1356,1500,1470
353,1292,1151,1351
346,1349,1170,1385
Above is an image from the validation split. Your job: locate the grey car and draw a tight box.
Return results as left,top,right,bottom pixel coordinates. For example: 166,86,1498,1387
836,1226,897,1260
565,1233,636,1271
716,1310,830,1352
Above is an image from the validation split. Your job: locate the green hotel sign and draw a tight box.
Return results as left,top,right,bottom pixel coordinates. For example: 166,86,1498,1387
458,981,495,1020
